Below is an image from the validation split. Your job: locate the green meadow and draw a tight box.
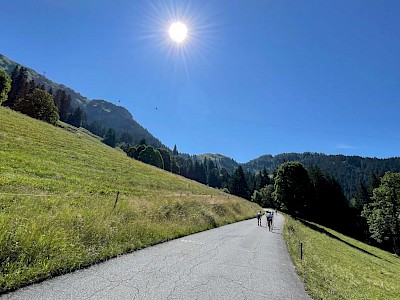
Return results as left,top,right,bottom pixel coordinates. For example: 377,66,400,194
284,215,400,300
0,107,260,293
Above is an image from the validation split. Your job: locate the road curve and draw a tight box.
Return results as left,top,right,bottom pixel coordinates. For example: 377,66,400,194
2,213,311,300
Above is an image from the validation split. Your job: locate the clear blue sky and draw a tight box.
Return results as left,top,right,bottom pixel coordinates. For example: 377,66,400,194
2,0,400,162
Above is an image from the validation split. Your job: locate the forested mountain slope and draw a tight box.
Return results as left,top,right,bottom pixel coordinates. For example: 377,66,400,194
244,152,400,197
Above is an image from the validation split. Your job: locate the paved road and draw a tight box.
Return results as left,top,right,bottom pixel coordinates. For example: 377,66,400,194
2,214,311,300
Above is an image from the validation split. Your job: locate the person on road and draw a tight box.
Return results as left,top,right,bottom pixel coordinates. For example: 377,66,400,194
257,211,262,226
266,211,273,231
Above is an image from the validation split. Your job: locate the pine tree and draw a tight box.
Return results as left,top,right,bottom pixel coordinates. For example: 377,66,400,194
172,144,178,156
103,128,116,147
229,166,250,199
5,66,29,108
68,107,86,128
0,69,11,105
54,89,72,122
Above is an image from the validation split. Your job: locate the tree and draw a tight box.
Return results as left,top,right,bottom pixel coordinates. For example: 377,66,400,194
251,184,275,208
362,172,400,255
171,156,180,174
138,146,164,169
103,128,116,147
229,166,250,199
53,89,71,121
4,66,29,108
0,69,11,105
127,146,137,158
254,167,271,190
172,144,178,156
68,106,86,128
14,88,59,125
157,148,172,172
273,162,312,215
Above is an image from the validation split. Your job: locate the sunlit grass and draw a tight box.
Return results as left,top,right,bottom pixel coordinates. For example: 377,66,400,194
283,215,400,299
0,107,261,293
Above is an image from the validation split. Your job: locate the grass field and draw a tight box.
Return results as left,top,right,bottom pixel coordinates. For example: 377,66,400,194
284,215,400,300
0,107,261,293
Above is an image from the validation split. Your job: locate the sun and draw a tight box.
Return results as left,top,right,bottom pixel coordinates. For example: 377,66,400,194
168,22,188,43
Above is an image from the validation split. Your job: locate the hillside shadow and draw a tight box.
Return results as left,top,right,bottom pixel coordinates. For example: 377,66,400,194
297,219,390,262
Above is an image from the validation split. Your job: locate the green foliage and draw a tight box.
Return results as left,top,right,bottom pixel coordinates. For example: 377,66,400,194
273,162,312,215
4,66,29,108
53,89,71,122
157,148,172,172
251,184,275,207
134,144,146,159
0,69,11,104
14,88,59,125
307,165,349,231
229,166,250,199
103,128,116,147
171,156,180,174
172,144,178,156
67,106,86,128
245,153,400,199
363,172,400,255
138,146,164,169
0,107,261,292
127,146,137,158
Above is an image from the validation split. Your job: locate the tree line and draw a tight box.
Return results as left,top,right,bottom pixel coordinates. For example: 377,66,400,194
267,161,400,256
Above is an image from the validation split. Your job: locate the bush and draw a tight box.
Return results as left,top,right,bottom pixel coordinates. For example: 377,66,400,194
14,88,59,125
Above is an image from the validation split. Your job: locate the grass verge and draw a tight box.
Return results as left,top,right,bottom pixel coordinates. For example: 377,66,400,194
0,107,261,293
283,215,400,299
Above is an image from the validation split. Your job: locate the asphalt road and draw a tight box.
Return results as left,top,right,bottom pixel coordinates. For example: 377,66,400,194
2,213,311,300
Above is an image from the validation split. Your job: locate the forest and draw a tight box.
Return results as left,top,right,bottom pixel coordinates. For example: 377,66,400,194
1,65,400,255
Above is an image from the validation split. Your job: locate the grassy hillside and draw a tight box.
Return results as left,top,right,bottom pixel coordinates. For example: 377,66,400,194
0,107,260,293
284,215,400,299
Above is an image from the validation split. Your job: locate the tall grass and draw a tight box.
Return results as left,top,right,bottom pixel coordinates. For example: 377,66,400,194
284,215,400,299
0,107,261,293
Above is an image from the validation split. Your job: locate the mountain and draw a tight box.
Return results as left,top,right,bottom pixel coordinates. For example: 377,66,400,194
85,99,163,147
0,53,89,107
243,152,400,198
0,53,162,148
195,153,239,173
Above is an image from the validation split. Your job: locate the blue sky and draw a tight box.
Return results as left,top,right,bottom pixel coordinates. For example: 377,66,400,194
1,0,400,162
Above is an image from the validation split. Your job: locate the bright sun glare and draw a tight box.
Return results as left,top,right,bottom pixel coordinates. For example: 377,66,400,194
169,22,188,43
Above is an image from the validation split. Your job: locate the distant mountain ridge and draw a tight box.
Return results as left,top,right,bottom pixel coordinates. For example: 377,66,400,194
196,151,400,198
0,53,163,147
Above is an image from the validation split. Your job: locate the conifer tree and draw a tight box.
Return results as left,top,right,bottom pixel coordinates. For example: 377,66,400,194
54,89,71,121
5,66,29,108
0,69,11,105
172,144,178,156
229,166,250,199
103,128,116,147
